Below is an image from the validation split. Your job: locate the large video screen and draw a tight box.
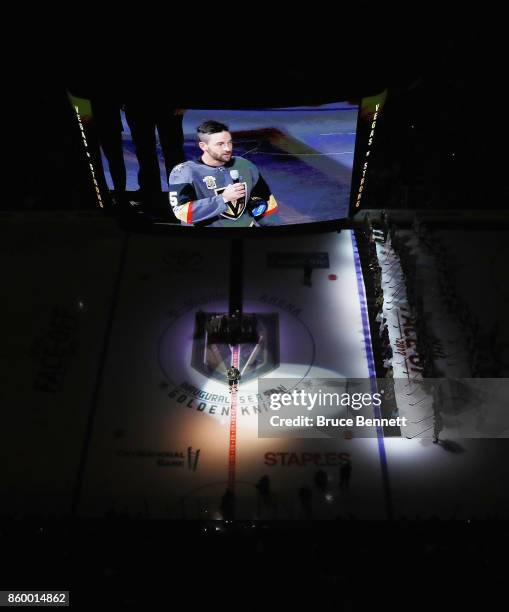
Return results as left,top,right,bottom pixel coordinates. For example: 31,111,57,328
72,98,359,228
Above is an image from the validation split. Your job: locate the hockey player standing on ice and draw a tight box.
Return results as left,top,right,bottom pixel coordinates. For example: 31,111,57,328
168,120,280,227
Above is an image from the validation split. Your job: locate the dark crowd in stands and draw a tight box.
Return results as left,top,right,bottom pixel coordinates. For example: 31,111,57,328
1,517,506,605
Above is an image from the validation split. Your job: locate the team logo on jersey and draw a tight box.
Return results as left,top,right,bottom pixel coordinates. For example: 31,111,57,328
215,182,248,220
203,176,218,190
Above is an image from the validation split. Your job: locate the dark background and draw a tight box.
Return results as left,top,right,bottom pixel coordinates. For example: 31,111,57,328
14,25,502,215
5,17,507,605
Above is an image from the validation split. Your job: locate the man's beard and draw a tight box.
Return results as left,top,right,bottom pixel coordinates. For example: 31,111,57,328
209,150,231,163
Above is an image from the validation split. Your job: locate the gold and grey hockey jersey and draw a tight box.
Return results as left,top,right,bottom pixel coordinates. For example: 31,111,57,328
168,157,279,227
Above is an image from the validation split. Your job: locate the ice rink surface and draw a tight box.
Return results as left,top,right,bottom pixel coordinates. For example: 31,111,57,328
2,214,509,520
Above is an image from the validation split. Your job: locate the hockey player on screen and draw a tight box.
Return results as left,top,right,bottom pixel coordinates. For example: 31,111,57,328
168,120,280,227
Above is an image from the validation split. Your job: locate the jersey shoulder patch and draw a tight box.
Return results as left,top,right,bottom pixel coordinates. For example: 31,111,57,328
172,162,187,173
170,162,195,183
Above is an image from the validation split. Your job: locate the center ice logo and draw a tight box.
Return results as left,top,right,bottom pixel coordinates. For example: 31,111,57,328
190,312,280,384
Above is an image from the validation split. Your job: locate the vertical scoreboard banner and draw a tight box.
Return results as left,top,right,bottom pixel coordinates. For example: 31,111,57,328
350,90,388,215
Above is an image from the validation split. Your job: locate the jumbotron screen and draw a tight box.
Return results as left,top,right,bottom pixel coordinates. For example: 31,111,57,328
73,100,360,227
